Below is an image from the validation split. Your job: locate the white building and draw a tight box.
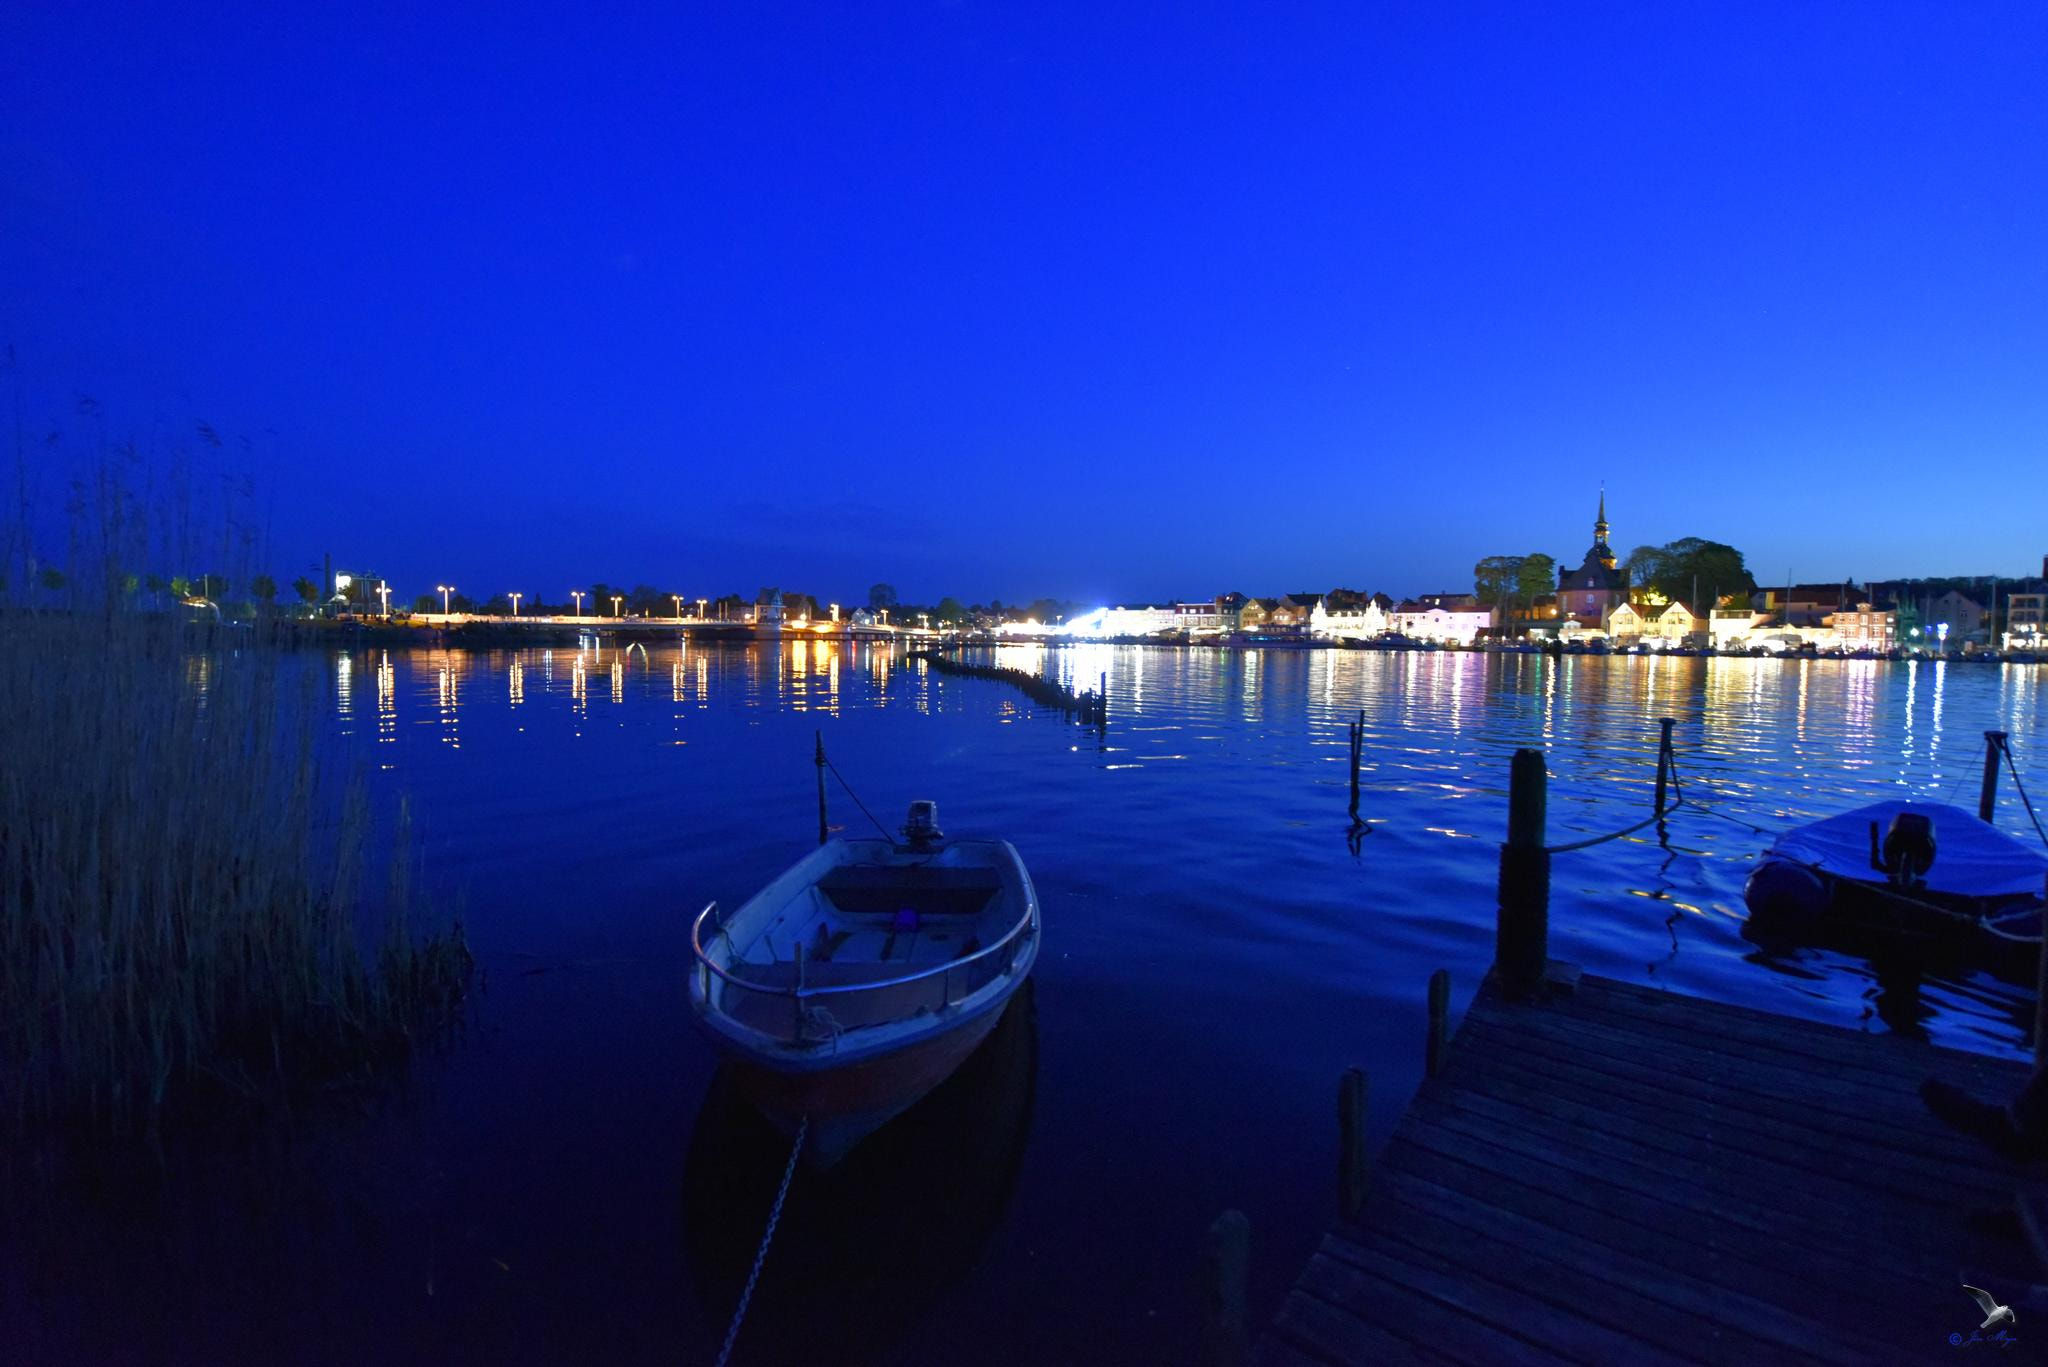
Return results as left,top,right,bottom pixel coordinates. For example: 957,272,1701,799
1311,599,1388,640
1390,601,1493,645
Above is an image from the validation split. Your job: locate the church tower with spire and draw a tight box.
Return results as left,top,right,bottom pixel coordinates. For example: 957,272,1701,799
1558,488,1626,621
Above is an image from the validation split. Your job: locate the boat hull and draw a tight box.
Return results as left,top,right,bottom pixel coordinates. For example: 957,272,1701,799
723,999,1009,1166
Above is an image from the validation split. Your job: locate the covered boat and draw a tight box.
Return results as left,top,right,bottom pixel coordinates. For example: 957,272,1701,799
1744,800,2047,967
689,802,1039,1166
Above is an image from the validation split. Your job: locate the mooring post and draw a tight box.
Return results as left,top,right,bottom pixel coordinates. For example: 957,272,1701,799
1426,969,1450,1078
1497,748,1551,997
814,731,829,846
1348,711,1364,823
1198,1209,1250,1367
2037,871,2048,1068
1981,730,2008,823
1099,671,1109,730
1654,716,1676,814
1338,1067,1368,1219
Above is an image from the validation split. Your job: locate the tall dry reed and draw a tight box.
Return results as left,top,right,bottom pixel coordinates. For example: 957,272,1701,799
0,614,470,1141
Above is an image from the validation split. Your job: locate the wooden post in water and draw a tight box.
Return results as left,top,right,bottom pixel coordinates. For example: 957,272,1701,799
1496,748,1550,997
814,731,829,846
1654,717,1676,814
1338,1067,1368,1219
1981,730,2008,823
1426,969,1450,1078
2037,871,2048,1068
1348,711,1364,824
1198,1209,1249,1367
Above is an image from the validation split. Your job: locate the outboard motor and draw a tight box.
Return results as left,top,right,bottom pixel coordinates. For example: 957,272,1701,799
902,800,943,851
1870,811,1936,888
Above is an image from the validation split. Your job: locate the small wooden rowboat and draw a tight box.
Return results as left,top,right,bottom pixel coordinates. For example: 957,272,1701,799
689,802,1040,1166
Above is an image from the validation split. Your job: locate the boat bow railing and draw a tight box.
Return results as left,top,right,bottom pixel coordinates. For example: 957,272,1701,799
690,897,1037,1044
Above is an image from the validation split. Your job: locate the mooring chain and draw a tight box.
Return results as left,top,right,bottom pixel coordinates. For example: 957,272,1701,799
1995,734,2048,851
713,1115,808,1367
821,752,895,841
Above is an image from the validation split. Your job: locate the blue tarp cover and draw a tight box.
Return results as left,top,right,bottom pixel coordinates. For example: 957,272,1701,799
1767,801,2048,899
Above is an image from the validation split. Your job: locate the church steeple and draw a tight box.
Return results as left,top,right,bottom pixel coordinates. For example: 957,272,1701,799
1592,487,1615,570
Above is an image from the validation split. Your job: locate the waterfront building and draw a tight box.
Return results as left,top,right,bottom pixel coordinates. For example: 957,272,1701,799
1391,600,1493,645
1261,595,1320,631
1827,602,1897,651
1601,601,1643,640
1649,600,1697,642
752,589,784,634
1311,597,1388,641
2005,591,2044,648
1709,608,1767,648
1924,589,1986,639
1557,492,1627,621
1214,592,1250,631
1174,601,1223,633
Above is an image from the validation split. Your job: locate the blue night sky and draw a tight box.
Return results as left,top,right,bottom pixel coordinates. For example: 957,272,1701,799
4,3,2044,605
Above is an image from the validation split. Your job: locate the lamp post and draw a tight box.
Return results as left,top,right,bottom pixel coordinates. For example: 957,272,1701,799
611,594,622,618
509,592,522,617
437,584,453,615
673,594,683,620
697,598,707,620
571,590,585,619
377,581,391,618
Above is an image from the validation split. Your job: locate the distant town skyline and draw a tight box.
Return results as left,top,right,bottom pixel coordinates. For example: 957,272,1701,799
5,5,2045,602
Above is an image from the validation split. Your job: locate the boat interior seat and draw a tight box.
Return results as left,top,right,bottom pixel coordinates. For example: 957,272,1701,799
816,865,1003,918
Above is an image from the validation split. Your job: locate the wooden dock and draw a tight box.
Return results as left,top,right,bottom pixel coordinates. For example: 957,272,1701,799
1253,971,2038,1365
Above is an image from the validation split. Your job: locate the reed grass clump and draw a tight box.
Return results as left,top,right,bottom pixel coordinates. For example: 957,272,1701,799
0,614,471,1142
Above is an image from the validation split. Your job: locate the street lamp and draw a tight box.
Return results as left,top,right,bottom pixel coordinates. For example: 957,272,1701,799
376,581,391,618
436,584,454,615
611,594,622,618
673,594,683,620
509,592,522,617
697,598,707,619
571,590,585,618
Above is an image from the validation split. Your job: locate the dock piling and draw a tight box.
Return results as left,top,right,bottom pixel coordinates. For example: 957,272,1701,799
1981,730,2008,823
814,731,829,846
1654,716,1676,814
1426,969,1450,1078
1198,1209,1250,1367
1496,748,1550,998
2037,872,2048,1067
1338,1067,1368,1219
1347,711,1364,824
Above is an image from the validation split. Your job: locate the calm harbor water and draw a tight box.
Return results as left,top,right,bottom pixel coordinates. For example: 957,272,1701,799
14,641,2048,1365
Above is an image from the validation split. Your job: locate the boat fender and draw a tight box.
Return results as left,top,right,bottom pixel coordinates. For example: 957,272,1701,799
1744,859,1828,933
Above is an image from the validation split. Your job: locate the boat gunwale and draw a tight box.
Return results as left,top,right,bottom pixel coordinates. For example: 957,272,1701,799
690,843,1039,1005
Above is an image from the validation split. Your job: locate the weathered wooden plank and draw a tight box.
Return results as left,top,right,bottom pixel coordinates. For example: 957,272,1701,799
1569,975,2029,1086
1373,1134,1925,1364
1248,1317,1345,1367
1316,1221,1698,1366
1412,1089,1964,1274
1261,973,2032,1364
1382,1117,1921,1340
1293,1250,1576,1364
1358,1167,1849,1366
1453,1012,2021,1186
1265,1289,1445,1366
1454,997,2010,1146
1447,1055,1969,1221
1452,1017,2016,1204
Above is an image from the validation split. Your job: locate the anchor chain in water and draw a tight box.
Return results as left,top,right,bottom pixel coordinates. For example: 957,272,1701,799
713,1115,808,1367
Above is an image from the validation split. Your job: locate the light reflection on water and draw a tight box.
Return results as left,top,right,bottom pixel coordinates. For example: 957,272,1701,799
119,640,2048,1362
